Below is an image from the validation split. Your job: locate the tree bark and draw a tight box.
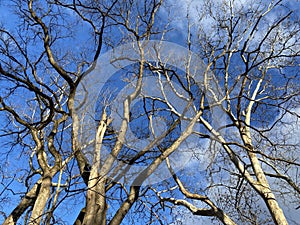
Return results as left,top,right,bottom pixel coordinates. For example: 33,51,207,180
29,175,52,224
3,180,41,225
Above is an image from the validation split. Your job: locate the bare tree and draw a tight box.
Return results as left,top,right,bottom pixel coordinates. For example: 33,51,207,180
0,0,299,225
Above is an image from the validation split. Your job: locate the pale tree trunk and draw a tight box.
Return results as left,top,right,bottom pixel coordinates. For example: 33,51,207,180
3,180,41,225
241,74,289,225
249,149,288,225
82,112,110,225
263,187,288,225
29,175,52,224
247,150,288,225
82,50,146,225
199,112,289,225
246,145,288,225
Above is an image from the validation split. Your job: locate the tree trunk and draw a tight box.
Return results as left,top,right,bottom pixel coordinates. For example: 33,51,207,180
261,187,288,225
3,180,41,225
29,176,52,224
82,112,108,225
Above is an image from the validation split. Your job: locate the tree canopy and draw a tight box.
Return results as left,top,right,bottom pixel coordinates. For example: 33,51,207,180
0,0,299,224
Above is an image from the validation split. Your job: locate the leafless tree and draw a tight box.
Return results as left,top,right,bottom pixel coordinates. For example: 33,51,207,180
0,0,299,225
